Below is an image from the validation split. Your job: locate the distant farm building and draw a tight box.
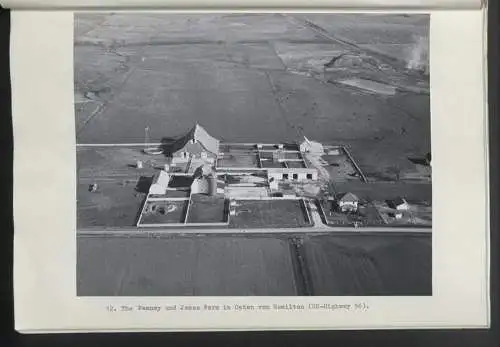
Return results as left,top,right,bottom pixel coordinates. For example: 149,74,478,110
167,124,219,163
337,192,359,213
390,197,409,211
149,170,170,195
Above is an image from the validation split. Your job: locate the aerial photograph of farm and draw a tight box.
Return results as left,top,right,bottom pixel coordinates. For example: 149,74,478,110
75,13,432,296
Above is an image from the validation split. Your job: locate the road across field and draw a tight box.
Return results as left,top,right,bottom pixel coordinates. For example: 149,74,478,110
77,226,431,236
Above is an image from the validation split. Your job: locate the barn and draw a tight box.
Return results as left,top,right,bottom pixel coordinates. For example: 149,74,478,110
166,123,220,162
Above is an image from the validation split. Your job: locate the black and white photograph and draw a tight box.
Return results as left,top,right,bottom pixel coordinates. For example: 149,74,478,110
75,12,432,296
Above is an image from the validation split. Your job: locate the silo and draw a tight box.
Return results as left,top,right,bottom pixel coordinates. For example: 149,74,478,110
208,173,217,196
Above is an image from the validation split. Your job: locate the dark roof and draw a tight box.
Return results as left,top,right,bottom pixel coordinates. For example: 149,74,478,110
168,124,219,156
392,197,407,206
337,192,359,203
168,175,195,188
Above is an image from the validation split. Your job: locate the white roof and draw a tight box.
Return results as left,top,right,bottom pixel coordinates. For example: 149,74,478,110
153,170,170,188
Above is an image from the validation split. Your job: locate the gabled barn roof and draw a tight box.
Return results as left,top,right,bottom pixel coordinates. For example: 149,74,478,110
169,123,220,156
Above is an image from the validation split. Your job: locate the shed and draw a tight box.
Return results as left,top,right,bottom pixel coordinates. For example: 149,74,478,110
390,197,409,211
149,170,170,195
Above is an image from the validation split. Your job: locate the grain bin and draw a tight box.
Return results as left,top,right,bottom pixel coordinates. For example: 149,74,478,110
208,173,217,196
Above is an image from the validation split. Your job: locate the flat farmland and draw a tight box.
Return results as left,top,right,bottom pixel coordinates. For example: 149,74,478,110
75,14,431,185
77,182,145,228
77,233,432,296
301,234,432,295
77,235,298,296
77,146,169,179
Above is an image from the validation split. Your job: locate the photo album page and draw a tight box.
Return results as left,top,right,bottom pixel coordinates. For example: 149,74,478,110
6,0,489,333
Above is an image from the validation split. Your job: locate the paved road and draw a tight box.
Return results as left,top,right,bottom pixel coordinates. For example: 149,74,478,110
77,226,431,237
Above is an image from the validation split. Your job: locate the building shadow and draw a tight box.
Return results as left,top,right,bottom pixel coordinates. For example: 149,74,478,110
135,175,153,193
159,137,177,156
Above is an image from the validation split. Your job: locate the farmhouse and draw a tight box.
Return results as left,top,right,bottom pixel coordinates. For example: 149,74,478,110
167,123,219,162
336,192,359,213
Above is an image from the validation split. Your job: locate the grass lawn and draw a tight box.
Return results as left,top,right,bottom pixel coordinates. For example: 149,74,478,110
77,181,145,228
140,200,188,224
230,199,311,228
186,195,228,223
320,200,385,226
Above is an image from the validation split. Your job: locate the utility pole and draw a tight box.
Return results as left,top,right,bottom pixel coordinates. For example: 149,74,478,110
144,126,150,149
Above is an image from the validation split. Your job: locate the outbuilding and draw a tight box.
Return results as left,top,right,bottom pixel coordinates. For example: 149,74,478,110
390,197,409,211
149,170,170,195
299,136,324,155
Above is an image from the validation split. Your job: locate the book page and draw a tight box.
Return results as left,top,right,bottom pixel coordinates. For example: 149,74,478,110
11,9,489,332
